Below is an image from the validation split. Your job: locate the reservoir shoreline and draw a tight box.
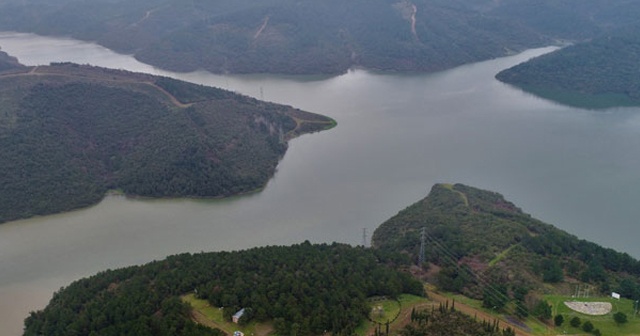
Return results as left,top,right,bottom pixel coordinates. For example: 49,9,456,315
1,32,640,336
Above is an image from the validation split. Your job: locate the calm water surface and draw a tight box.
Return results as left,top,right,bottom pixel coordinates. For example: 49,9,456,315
2,32,640,335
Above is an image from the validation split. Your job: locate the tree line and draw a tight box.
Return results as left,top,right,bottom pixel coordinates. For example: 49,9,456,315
23,242,423,336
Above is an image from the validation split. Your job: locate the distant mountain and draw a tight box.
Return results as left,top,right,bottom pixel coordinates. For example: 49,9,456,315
373,184,640,305
0,0,553,75
482,0,640,39
3,1,640,77
496,26,640,109
0,49,23,71
0,62,334,224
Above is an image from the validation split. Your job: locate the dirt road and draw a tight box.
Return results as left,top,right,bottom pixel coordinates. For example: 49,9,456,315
426,290,543,336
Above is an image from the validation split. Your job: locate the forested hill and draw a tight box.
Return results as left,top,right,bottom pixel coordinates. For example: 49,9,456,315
3,1,640,75
22,242,423,336
373,184,640,310
0,49,23,71
0,0,553,75
3,0,638,76
0,63,334,224
496,26,640,109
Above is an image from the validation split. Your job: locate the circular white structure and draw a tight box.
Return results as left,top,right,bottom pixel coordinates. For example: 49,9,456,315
564,301,612,315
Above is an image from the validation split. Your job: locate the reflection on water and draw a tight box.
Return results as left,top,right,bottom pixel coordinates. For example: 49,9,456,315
1,32,640,336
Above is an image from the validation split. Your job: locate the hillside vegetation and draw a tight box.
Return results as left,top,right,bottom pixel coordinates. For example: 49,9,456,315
0,63,334,224
22,184,640,335
3,1,640,104
373,184,640,325
22,242,423,336
496,27,640,108
3,0,639,76
0,49,23,71
0,0,554,75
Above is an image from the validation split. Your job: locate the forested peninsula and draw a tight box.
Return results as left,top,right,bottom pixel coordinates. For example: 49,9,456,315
496,26,640,109
374,184,640,333
0,63,334,224
25,184,640,335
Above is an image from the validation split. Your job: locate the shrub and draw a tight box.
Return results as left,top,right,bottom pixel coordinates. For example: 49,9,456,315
614,311,628,325
582,320,593,332
570,316,581,328
554,314,564,326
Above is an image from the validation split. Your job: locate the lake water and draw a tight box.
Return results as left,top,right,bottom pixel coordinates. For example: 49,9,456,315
1,32,640,335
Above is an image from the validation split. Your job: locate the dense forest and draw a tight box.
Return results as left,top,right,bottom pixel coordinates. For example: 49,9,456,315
2,0,638,75
0,0,546,74
373,184,640,316
23,242,423,336
0,63,334,224
496,26,640,108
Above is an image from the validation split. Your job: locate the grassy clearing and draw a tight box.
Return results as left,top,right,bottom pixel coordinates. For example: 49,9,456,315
441,292,554,334
181,294,272,336
545,294,640,335
355,294,431,336
443,292,483,309
369,297,401,324
488,244,518,267
441,184,470,207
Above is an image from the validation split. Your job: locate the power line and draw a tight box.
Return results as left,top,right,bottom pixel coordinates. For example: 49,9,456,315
419,227,426,265
421,231,552,333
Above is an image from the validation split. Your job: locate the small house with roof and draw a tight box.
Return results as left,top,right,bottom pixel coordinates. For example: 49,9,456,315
232,308,245,324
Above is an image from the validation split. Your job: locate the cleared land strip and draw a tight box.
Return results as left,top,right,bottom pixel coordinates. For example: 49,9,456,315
427,290,538,336
0,66,192,108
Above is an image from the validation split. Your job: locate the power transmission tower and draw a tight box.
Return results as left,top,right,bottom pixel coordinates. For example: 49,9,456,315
362,228,368,248
419,227,426,265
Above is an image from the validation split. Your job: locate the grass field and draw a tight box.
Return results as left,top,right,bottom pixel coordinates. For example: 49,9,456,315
545,294,640,335
369,297,402,324
440,292,556,335
354,294,431,336
181,294,273,336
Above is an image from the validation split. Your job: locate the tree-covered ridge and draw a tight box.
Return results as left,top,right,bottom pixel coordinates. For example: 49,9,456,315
23,242,423,336
496,26,640,109
0,49,23,72
0,63,334,224
4,1,640,76
372,184,541,262
0,0,553,75
372,184,640,311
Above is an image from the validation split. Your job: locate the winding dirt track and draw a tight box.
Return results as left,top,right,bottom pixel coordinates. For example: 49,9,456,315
410,4,418,41
0,66,191,108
